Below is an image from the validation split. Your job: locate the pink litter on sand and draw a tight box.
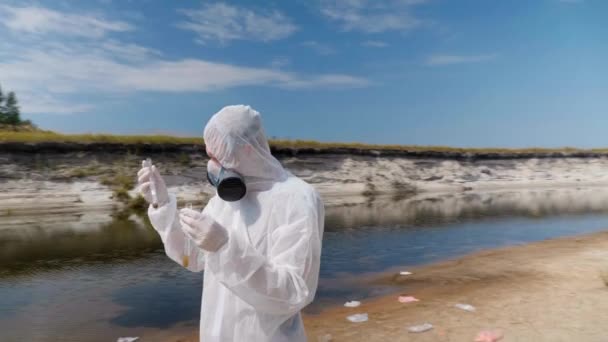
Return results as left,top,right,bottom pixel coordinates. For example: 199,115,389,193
474,330,503,342
398,295,419,303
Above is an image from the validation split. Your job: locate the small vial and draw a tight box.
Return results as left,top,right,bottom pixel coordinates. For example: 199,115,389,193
182,203,193,268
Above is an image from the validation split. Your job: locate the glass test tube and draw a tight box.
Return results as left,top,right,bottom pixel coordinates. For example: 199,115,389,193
182,203,193,267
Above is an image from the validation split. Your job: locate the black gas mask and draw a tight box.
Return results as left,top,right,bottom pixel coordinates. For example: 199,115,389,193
207,160,247,202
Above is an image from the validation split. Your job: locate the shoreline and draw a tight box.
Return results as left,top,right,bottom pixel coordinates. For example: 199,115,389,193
160,230,608,342
303,230,608,341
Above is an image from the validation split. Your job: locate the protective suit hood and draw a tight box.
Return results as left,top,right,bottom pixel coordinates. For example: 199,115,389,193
204,105,288,186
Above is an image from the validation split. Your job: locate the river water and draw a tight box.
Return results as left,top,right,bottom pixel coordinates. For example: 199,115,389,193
2,187,608,341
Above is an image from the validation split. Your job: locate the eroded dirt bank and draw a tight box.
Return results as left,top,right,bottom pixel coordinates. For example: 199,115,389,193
3,145,608,216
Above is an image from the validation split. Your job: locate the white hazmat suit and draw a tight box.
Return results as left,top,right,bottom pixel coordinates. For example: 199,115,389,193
140,105,325,341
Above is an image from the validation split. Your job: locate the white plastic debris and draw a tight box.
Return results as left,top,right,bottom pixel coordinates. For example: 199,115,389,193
344,300,361,308
398,295,419,303
475,330,504,342
117,338,139,342
317,333,333,342
399,271,412,276
346,313,368,323
455,303,476,312
408,323,433,333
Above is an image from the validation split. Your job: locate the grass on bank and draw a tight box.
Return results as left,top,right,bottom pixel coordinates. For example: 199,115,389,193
100,172,148,216
0,131,202,145
2,130,608,154
271,139,608,154
100,173,135,202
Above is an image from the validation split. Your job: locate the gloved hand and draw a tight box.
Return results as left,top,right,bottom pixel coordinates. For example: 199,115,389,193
137,161,170,207
179,208,229,252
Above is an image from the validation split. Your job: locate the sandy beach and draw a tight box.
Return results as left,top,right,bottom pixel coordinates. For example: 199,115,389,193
162,230,608,342
304,231,608,342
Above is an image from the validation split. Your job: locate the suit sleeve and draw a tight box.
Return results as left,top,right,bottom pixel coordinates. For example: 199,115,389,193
147,194,208,272
205,192,325,315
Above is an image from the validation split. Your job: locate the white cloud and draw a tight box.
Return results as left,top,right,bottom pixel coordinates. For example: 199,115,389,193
301,41,336,55
99,40,161,62
319,0,427,33
177,3,297,44
270,57,290,69
361,40,388,48
425,54,497,66
283,74,370,89
0,5,133,38
18,93,94,114
1,41,368,114
0,4,367,114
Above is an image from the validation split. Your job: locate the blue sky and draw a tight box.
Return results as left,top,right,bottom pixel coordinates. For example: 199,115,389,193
0,0,606,147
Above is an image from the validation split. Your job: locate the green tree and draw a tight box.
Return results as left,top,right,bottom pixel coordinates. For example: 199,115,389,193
5,91,20,125
0,85,6,123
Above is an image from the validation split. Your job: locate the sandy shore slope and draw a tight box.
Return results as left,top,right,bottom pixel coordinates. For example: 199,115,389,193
304,231,608,342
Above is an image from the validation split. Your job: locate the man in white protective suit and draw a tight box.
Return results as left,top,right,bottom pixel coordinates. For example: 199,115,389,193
136,105,325,341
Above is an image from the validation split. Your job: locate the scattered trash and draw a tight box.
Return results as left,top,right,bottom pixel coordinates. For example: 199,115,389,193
346,313,368,323
455,303,476,312
474,330,503,342
408,323,433,333
344,300,361,308
398,295,419,303
317,333,333,342
117,338,139,342
399,271,412,276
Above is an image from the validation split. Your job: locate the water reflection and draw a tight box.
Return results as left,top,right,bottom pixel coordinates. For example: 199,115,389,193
3,187,608,274
110,274,202,329
326,187,608,230
0,212,161,276
316,214,608,301
1,187,608,340
0,255,201,342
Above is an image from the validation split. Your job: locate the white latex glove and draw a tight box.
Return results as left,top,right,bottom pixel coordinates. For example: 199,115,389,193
137,161,170,207
179,208,228,252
